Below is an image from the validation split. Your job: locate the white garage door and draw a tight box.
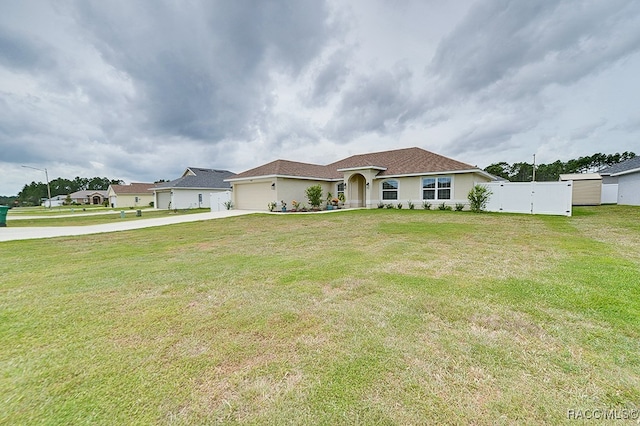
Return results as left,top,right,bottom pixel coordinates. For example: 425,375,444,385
157,191,171,209
235,182,273,210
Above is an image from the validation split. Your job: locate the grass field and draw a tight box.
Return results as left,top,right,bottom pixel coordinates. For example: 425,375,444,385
1,206,639,424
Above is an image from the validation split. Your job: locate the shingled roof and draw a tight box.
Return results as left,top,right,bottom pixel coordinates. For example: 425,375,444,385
109,183,155,194
154,167,235,189
599,156,640,176
228,147,481,181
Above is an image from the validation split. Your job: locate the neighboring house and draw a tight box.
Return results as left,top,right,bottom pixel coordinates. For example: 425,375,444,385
153,167,236,209
599,157,640,206
68,190,108,205
41,195,65,207
106,183,155,208
559,173,602,206
226,147,495,211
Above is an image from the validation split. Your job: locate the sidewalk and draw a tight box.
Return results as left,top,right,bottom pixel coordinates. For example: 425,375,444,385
0,210,255,242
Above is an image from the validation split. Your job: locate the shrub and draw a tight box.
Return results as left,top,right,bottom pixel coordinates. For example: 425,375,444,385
397,202,403,209
422,201,431,210
385,203,395,209
149,201,154,208
223,200,233,210
267,201,277,212
455,203,465,211
305,185,323,208
468,184,492,213
438,202,452,211
377,201,385,209
407,200,415,209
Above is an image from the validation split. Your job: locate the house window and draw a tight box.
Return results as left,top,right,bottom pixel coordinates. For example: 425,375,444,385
134,196,139,203
382,180,398,200
337,182,345,199
423,177,451,200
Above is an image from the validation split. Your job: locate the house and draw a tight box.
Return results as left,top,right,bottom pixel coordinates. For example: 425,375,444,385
599,157,640,206
41,195,66,207
559,173,602,206
68,190,108,205
106,183,155,208
152,167,235,209
226,147,495,211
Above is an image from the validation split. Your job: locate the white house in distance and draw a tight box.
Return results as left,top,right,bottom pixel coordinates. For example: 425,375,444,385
226,147,495,211
152,167,235,209
599,156,640,206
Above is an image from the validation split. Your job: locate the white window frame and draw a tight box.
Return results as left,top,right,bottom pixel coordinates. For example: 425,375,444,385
422,176,452,200
382,179,399,200
337,182,345,199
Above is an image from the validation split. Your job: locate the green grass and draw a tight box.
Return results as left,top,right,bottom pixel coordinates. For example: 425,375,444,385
1,206,639,424
7,208,209,227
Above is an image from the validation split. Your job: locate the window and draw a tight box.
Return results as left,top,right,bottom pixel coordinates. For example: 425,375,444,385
382,180,398,200
134,196,139,203
337,182,345,199
422,177,451,200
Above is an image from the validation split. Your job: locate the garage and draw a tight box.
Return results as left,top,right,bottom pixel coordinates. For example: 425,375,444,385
233,180,274,210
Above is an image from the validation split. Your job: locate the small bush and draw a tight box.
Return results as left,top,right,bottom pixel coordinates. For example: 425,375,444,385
377,201,385,209
455,203,465,211
306,185,323,208
397,202,403,209
407,200,415,210
223,200,233,210
438,202,452,211
422,201,431,210
385,203,395,209
468,184,493,213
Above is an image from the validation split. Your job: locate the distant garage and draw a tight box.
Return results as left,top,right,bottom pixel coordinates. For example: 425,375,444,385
559,173,602,206
232,180,274,210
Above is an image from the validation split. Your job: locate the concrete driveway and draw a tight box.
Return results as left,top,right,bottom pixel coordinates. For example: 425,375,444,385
0,210,256,242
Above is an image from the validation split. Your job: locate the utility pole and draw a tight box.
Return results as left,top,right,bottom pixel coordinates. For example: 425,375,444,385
21,165,52,208
532,154,536,182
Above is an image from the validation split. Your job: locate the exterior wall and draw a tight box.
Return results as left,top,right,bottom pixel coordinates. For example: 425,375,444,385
110,193,154,208
371,172,490,208
276,178,333,209
618,172,640,206
571,180,602,206
232,179,275,210
169,189,222,209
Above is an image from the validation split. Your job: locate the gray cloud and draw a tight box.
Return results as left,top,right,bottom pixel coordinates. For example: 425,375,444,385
71,0,333,142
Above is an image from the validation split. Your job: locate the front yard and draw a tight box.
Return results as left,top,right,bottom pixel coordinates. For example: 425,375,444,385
1,206,638,424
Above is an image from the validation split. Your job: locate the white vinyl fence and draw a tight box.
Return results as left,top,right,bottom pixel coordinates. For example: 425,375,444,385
482,181,573,216
601,184,618,204
210,191,232,212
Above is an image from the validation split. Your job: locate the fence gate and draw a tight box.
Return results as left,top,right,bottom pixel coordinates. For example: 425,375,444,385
482,182,573,216
210,191,232,212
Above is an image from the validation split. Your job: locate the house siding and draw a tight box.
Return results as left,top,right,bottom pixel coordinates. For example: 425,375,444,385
618,172,640,206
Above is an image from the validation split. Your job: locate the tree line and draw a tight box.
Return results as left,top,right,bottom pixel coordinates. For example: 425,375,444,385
485,152,636,182
16,176,124,206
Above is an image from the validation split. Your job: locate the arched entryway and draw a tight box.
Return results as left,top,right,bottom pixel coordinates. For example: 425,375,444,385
348,174,366,207
92,196,101,205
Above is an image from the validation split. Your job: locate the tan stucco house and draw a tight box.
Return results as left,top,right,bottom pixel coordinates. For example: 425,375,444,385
107,183,155,208
226,147,495,211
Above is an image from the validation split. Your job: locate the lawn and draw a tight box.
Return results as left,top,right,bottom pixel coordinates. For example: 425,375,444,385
1,206,639,424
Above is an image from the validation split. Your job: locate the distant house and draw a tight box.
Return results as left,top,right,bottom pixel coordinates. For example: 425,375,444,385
152,167,235,209
41,195,66,207
559,173,602,206
68,190,108,205
106,183,155,208
226,147,495,211
599,157,640,206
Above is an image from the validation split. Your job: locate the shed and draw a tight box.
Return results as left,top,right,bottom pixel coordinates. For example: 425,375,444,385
559,173,602,206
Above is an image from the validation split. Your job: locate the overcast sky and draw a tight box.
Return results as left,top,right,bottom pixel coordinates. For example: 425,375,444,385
2,0,640,195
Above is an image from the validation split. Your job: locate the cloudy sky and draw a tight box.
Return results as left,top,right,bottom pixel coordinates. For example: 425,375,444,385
2,0,640,195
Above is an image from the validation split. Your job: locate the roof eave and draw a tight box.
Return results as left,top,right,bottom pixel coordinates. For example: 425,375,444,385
611,167,640,177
